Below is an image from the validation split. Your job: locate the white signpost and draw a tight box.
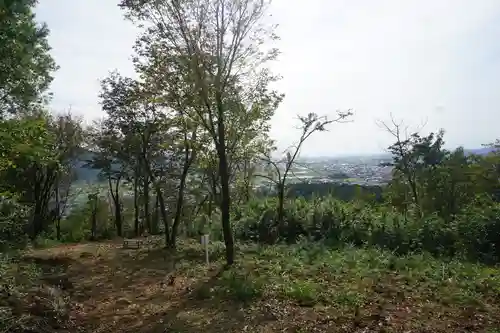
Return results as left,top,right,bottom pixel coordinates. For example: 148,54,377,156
201,234,209,265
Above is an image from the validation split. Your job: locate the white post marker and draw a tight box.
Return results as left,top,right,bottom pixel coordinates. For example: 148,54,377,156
201,234,209,265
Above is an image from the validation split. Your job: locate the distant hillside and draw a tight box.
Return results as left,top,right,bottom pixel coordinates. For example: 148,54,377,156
465,147,497,156
72,148,498,184
72,151,100,183
74,161,100,183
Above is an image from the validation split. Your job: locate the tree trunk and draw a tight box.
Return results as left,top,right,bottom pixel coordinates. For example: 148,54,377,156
88,195,98,240
216,138,234,265
54,178,61,241
207,194,213,217
114,199,122,237
277,183,285,229
56,219,61,240
156,188,171,248
218,155,234,265
170,166,189,248
31,172,53,238
143,175,151,234
91,207,97,241
108,176,123,237
242,158,251,203
32,201,46,239
134,176,140,236
141,136,152,234
192,195,208,225
152,192,160,234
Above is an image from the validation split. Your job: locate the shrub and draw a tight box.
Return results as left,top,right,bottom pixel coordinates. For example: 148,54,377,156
57,194,113,242
219,268,264,302
283,280,319,306
0,195,30,251
232,196,500,264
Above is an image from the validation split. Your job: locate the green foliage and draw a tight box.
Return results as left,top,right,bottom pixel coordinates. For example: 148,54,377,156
232,195,500,263
283,280,319,306
0,112,85,240
205,242,500,316
230,129,500,266
0,195,30,251
0,115,55,173
56,195,113,242
0,0,90,250
219,268,264,302
0,0,57,115
384,125,500,220
0,0,64,252
32,235,61,248
3,0,500,329
285,182,383,202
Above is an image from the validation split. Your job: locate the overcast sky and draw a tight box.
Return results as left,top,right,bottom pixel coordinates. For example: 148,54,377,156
35,0,500,156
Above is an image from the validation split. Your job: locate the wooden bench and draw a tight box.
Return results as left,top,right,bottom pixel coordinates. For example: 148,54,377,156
123,238,143,249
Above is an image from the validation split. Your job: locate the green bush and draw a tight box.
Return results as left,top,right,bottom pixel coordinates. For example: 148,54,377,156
219,268,264,302
55,194,114,242
0,196,30,251
232,195,500,264
283,280,319,306
32,236,61,249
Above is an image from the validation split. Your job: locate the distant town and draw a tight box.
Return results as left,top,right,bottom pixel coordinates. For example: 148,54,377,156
263,147,495,188
256,155,394,188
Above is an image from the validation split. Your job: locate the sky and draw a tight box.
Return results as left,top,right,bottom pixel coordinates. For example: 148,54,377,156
35,0,500,156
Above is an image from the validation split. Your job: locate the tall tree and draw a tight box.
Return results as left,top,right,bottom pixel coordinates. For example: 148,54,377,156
0,0,57,115
120,0,283,264
0,112,84,238
96,72,190,245
87,119,127,237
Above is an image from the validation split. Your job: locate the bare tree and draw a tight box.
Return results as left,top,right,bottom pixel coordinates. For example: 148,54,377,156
376,114,428,217
258,111,352,236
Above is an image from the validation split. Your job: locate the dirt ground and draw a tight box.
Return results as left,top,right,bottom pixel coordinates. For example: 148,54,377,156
22,239,500,333
24,240,299,333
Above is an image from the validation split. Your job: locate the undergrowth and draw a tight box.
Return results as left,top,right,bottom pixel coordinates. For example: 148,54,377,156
0,253,71,333
8,239,500,332
187,240,500,321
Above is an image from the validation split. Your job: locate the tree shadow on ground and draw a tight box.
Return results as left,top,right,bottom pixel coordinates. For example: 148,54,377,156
21,241,500,333
22,243,276,333
57,243,252,333
22,255,74,273
116,245,226,272
117,266,276,333
21,254,90,291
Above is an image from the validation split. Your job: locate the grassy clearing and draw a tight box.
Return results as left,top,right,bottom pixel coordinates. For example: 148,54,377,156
19,238,500,333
